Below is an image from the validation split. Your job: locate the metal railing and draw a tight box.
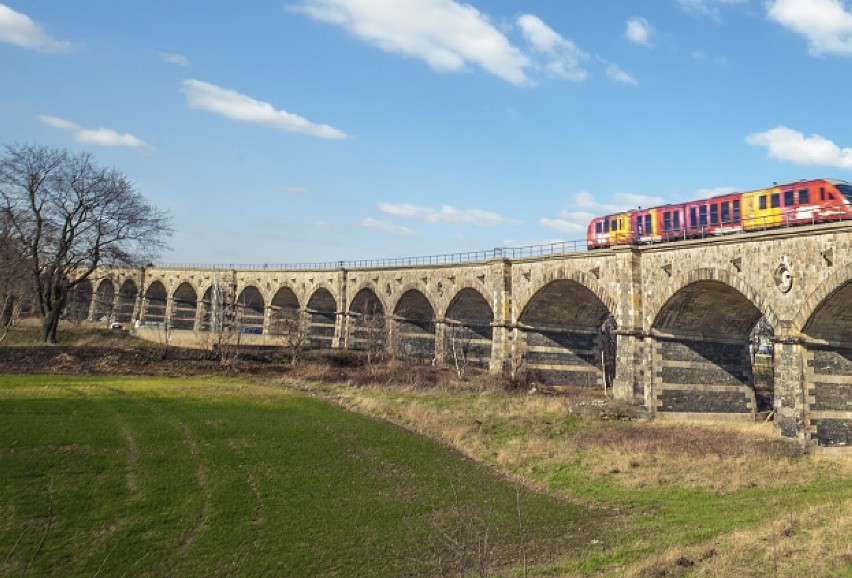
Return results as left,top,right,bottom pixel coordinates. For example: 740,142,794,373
154,213,851,272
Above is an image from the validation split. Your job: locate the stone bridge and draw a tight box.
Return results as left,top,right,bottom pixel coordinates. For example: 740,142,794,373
76,222,852,447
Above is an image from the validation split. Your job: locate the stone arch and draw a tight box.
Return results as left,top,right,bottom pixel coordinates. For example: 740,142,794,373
171,282,198,330
444,287,494,370
393,289,436,361
65,278,93,322
93,279,115,322
115,279,138,324
650,275,770,419
143,280,168,324
237,285,265,334
306,287,337,348
348,287,386,352
348,281,390,316
269,285,301,337
793,263,852,342
517,279,614,388
520,271,617,325
648,268,777,333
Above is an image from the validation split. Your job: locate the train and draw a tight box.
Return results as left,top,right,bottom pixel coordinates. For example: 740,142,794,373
586,178,852,249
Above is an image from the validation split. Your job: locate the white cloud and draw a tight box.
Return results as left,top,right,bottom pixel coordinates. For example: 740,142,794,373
539,217,586,234
693,186,737,199
746,126,852,168
361,217,415,235
294,0,530,85
37,115,151,150
606,63,638,85
678,0,747,20
377,202,519,225
539,190,665,235
159,52,190,67
0,4,71,52
517,13,588,81
625,17,653,46
767,0,852,56
181,79,349,139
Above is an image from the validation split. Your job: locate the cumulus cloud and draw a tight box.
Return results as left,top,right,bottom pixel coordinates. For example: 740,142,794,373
159,52,190,66
767,0,852,56
517,13,588,81
605,63,638,85
37,115,151,150
378,202,519,226
361,217,415,235
0,4,72,52
746,126,852,168
294,0,530,85
625,17,653,46
181,79,349,139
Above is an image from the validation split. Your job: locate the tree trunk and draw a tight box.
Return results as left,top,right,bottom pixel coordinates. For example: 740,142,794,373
41,307,61,343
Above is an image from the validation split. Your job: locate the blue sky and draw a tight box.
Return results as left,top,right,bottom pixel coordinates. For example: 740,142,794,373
3,0,852,265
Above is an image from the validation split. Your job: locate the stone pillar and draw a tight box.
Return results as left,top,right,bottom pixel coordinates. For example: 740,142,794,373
772,338,806,439
434,319,447,365
490,257,513,376
613,330,647,404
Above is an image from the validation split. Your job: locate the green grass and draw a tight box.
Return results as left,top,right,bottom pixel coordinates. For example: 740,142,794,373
0,375,595,577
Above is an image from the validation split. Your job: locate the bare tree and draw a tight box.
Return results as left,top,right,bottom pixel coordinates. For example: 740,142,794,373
0,212,33,342
0,144,171,343
444,322,474,379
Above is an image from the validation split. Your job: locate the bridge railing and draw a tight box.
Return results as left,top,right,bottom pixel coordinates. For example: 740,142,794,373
155,239,589,271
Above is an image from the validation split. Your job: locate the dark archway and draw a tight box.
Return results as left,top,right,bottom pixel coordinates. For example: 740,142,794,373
801,281,852,446
652,280,763,417
65,279,93,322
445,288,494,370
171,282,198,330
237,286,265,334
393,290,435,361
143,281,167,324
518,280,612,388
349,288,385,353
306,288,337,349
93,279,115,322
269,286,301,336
115,279,138,324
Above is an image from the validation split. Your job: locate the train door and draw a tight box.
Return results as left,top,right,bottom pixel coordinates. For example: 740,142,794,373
743,187,781,230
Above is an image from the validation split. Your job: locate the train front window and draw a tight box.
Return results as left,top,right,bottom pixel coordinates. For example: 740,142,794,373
596,222,602,234
836,184,852,202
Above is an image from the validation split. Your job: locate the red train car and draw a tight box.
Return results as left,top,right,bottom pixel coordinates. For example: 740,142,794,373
586,178,852,249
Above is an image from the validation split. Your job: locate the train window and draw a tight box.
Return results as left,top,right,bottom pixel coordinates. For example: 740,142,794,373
596,222,602,234
721,202,730,223
636,217,643,235
710,204,719,225
733,200,741,221
699,205,708,226
663,212,671,232
820,187,826,201
604,219,609,232
618,218,623,230
611,218,618,231
644,214,651,233
799,189,810,204
690,207,698,228
771,193,780,208
673,212,680,229
759,196,767,210
784,190,794,206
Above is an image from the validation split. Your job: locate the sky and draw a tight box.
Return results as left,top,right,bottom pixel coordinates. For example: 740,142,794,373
2,0,852,266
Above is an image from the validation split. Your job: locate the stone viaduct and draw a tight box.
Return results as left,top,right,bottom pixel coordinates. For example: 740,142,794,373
77,222,852,448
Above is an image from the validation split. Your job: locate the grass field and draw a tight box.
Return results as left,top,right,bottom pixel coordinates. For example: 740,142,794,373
0,375,597,577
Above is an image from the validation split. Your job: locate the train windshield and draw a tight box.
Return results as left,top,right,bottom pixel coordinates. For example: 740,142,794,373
836,184,852,203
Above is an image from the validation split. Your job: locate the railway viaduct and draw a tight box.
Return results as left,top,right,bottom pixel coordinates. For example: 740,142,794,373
77,222,852,448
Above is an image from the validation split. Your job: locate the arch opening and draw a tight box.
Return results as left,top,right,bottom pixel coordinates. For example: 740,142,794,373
65,279,93,323
445,288,494,371
518,280,613,389
269,287,301,337
306,288,337,349
93,280,115,323
652,280,766,417
237,286,265,334
143,281,167,324
349,288,385,354
800,281,852,446
393,290,435,361
171,282,198,330
115,280,137,324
